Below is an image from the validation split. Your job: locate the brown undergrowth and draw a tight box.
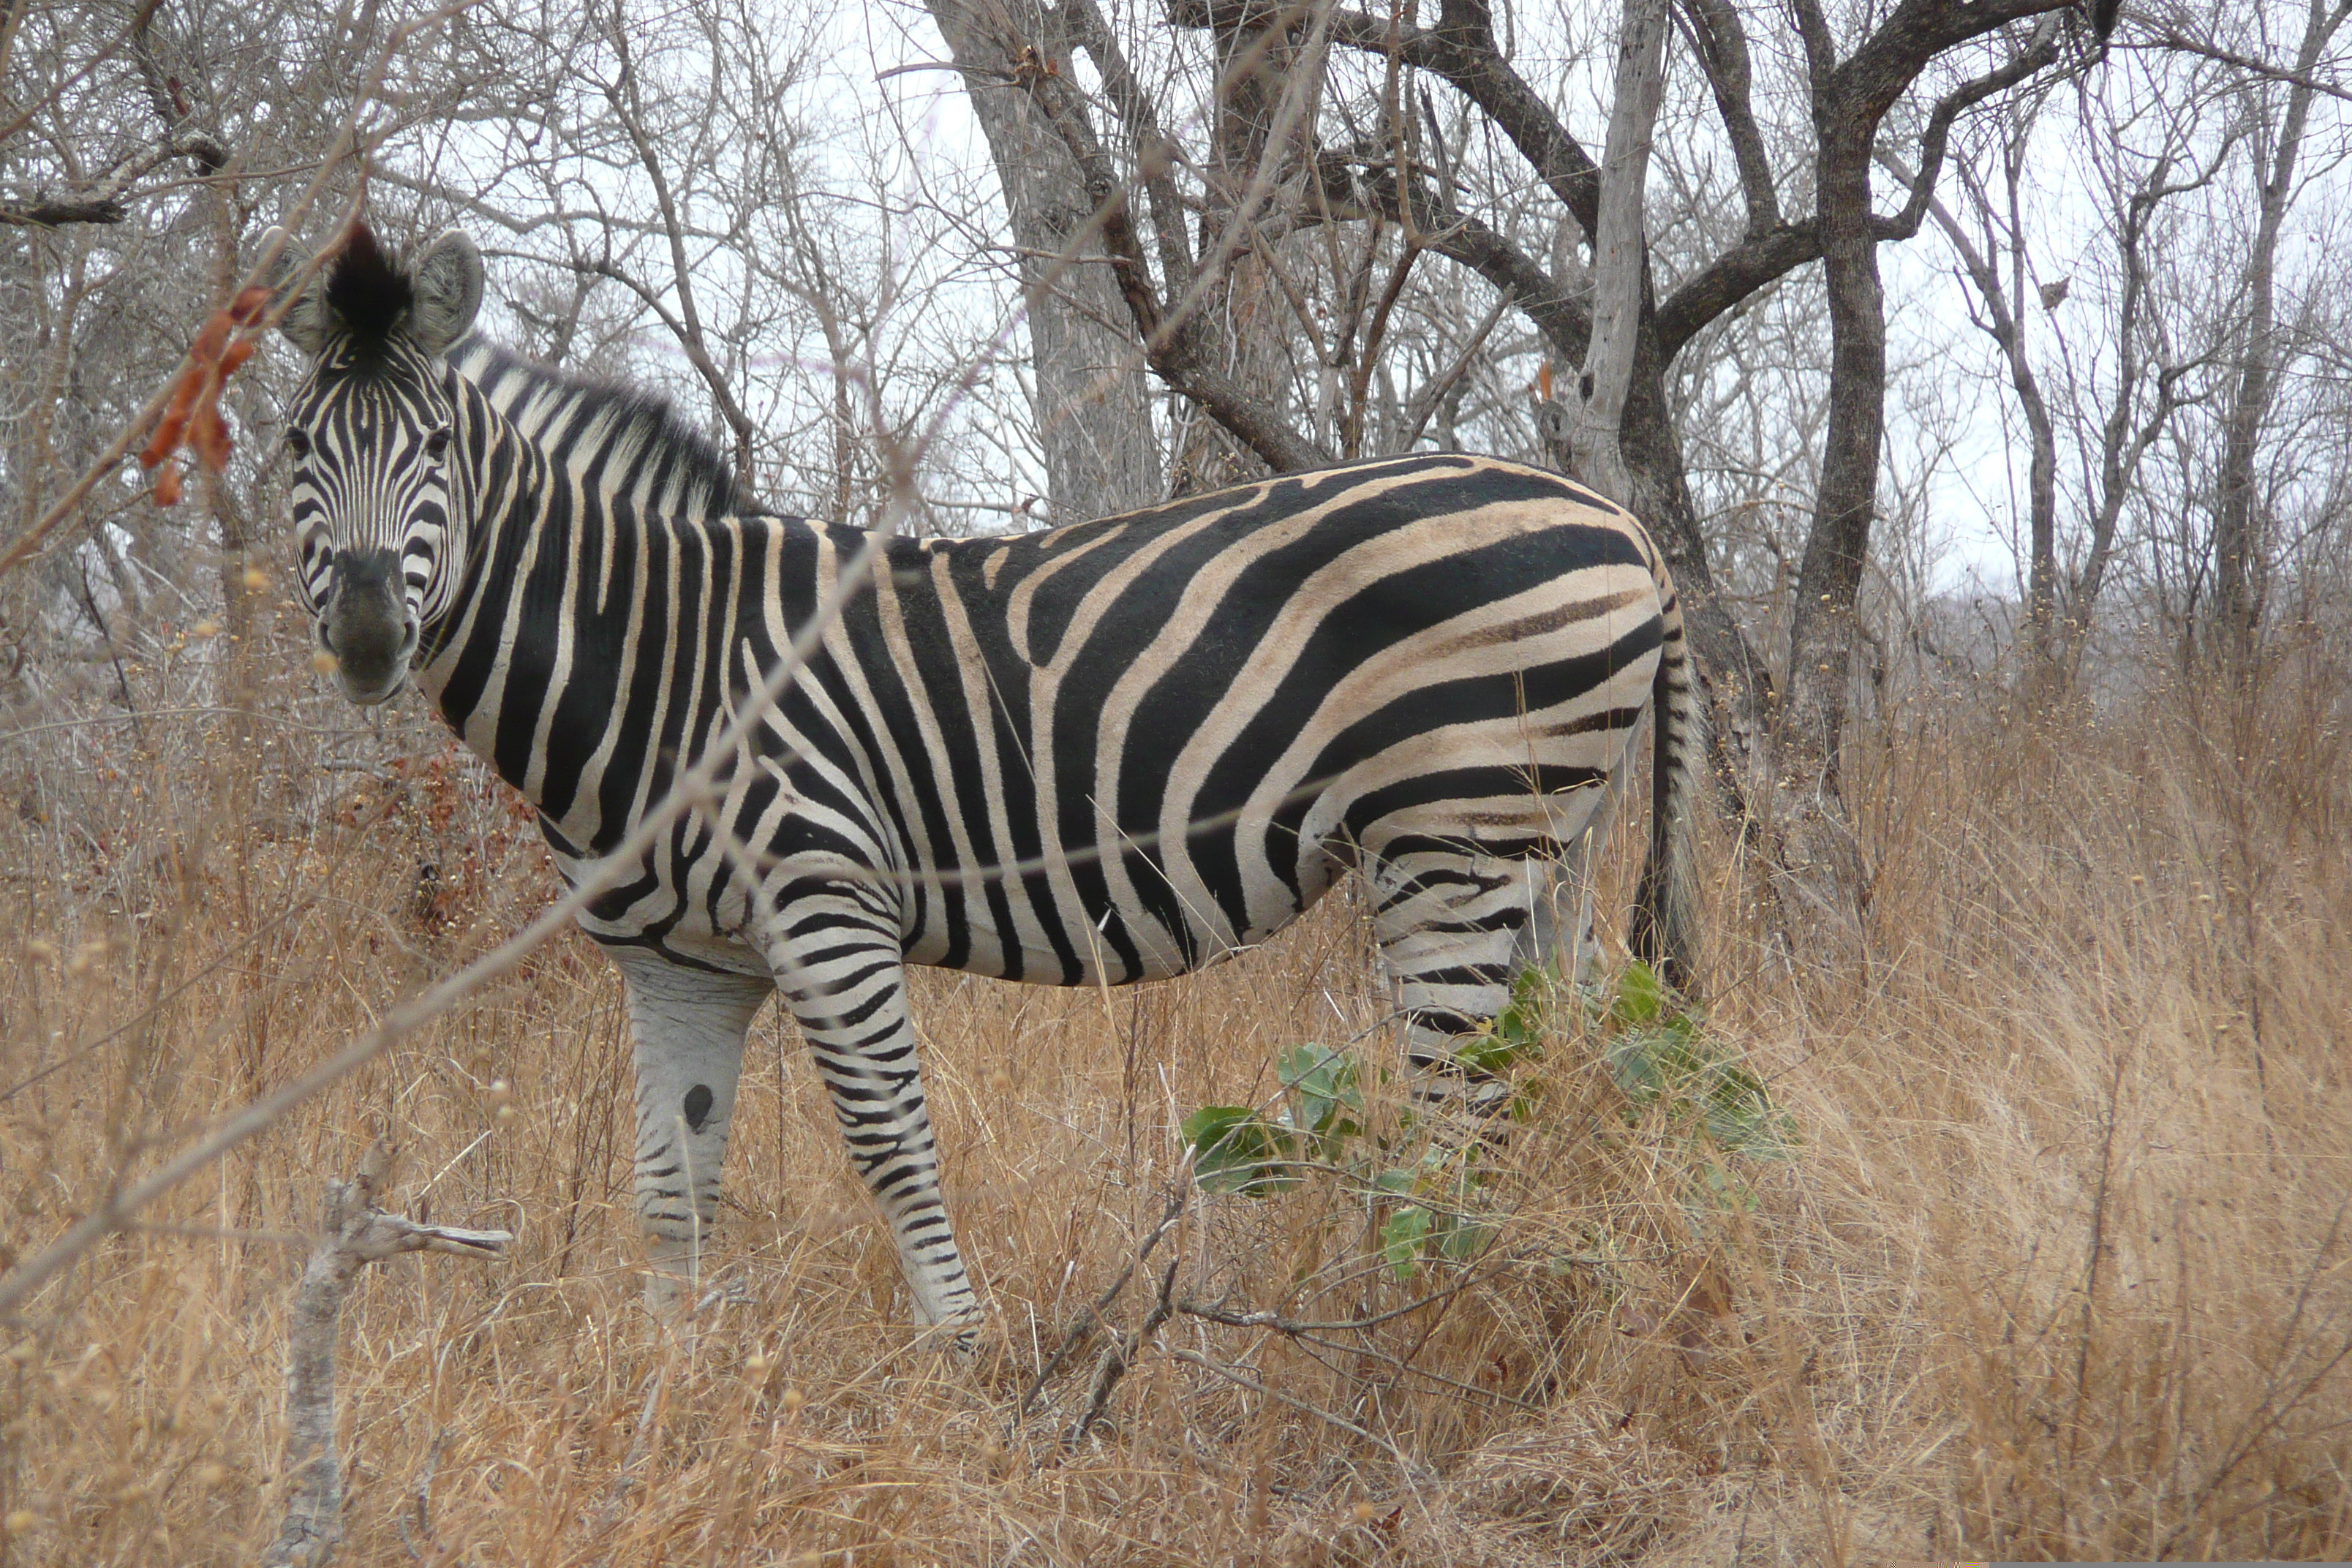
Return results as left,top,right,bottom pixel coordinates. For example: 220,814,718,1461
1,625,2347,1564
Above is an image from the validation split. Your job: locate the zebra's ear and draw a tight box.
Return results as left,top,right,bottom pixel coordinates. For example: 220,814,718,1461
410,230,483,356
259,225,332,357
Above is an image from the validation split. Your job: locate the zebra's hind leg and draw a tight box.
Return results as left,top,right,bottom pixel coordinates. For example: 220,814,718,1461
1365,841,1545,1120
1520,778,1627,990
611,948,774,1315
766,894,981,1340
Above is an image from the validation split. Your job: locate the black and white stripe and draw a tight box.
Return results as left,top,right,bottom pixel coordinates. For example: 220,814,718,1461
278,225,1702,1330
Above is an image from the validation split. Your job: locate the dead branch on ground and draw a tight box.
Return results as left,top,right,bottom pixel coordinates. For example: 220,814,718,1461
263,1140,512,1568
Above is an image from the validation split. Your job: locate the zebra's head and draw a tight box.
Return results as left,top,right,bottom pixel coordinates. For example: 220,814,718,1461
276,222,484,704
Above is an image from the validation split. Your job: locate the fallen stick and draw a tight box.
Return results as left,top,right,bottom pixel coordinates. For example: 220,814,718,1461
263,1142,512,1568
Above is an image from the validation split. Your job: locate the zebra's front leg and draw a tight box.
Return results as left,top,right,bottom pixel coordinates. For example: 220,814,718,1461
611,947,774,1313
767,900,980,1333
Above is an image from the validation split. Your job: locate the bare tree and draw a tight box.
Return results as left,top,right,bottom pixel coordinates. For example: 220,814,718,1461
924,0,1165,517
960,0,2092,934
1888,118,2065,668
2209,0,2352,657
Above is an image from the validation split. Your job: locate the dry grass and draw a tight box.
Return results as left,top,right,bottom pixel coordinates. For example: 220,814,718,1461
2,619,2349,1566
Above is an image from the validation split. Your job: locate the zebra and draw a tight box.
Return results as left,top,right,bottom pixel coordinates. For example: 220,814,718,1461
273,222,1701,1335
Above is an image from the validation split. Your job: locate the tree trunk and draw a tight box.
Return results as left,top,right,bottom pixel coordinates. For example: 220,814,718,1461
924,0,1164,520
2212,0,2345,657
1174,1,1298,494
1566,0,1668,504
1779,99,1881,927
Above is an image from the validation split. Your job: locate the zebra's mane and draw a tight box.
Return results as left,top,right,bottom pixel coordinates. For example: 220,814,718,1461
450,336,755,519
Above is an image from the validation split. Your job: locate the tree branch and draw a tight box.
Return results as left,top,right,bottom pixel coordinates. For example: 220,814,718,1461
1017,50,1330,471
1060,0,1200,284
2129,25,2352,105
600,7,761,483
0,132,227,228
0,194,128,227
1656,15,2062,358
1323,0,1602,234
1832,0,2074,127
1652,222,1819,358
1333,156,1594,363
1875,20,2062,242
1676,0,1779,234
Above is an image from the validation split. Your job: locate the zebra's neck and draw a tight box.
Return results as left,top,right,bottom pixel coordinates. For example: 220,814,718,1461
410,374,821,862
447,336,752,519
410,372,548,750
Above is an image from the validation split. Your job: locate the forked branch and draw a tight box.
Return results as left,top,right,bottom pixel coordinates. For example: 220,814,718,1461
264,1142,512,1567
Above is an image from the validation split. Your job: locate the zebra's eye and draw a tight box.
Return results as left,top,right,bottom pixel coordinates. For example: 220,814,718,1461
423,425,453,461
287,428,312,459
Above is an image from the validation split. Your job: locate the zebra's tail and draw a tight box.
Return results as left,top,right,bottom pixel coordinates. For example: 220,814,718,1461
1629,563,1703,998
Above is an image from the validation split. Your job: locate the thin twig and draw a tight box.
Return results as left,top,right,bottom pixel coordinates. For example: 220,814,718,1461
1169,1347,1430,1481
395,1427,452,1562
584,1362,669,1545
1069,1256,1180,1446
1018,1182,1190,1418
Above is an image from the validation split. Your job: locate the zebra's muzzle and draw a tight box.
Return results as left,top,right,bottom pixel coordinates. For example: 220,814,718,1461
323,549,415,704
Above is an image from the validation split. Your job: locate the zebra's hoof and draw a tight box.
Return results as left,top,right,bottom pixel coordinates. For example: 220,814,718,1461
693,1273,755,1314
640,1266,746,1319
914,1311,994,1366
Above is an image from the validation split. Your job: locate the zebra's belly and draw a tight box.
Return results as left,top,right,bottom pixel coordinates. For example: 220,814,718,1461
896,840,1340,987
903,907,1309,988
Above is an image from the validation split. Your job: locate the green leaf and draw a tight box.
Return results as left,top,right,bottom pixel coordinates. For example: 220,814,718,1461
1277,1043,1362,1148
1181,1106,1297,1195
1610,960,1667,1029
1496,967,1549,1044
1379,1205,1433,1278
1602,1029,1667,1104
1455,967,1553,1076
1698,1058,1797,1159
1436,1212,1496,1261
1450,1037,1508,1077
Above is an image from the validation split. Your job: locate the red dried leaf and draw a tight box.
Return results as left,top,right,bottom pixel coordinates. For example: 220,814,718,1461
140,287,269,501
140,393,195,471
192,403,231,473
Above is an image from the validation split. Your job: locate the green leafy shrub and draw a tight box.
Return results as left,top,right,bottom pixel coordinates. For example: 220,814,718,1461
1602,960,1793,1161
1178,960,1793,1275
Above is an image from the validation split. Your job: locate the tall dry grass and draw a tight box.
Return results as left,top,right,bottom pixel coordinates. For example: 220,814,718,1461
1,611,2347,1565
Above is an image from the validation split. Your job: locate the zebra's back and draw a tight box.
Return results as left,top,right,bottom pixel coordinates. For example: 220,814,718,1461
826,452,1673,987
